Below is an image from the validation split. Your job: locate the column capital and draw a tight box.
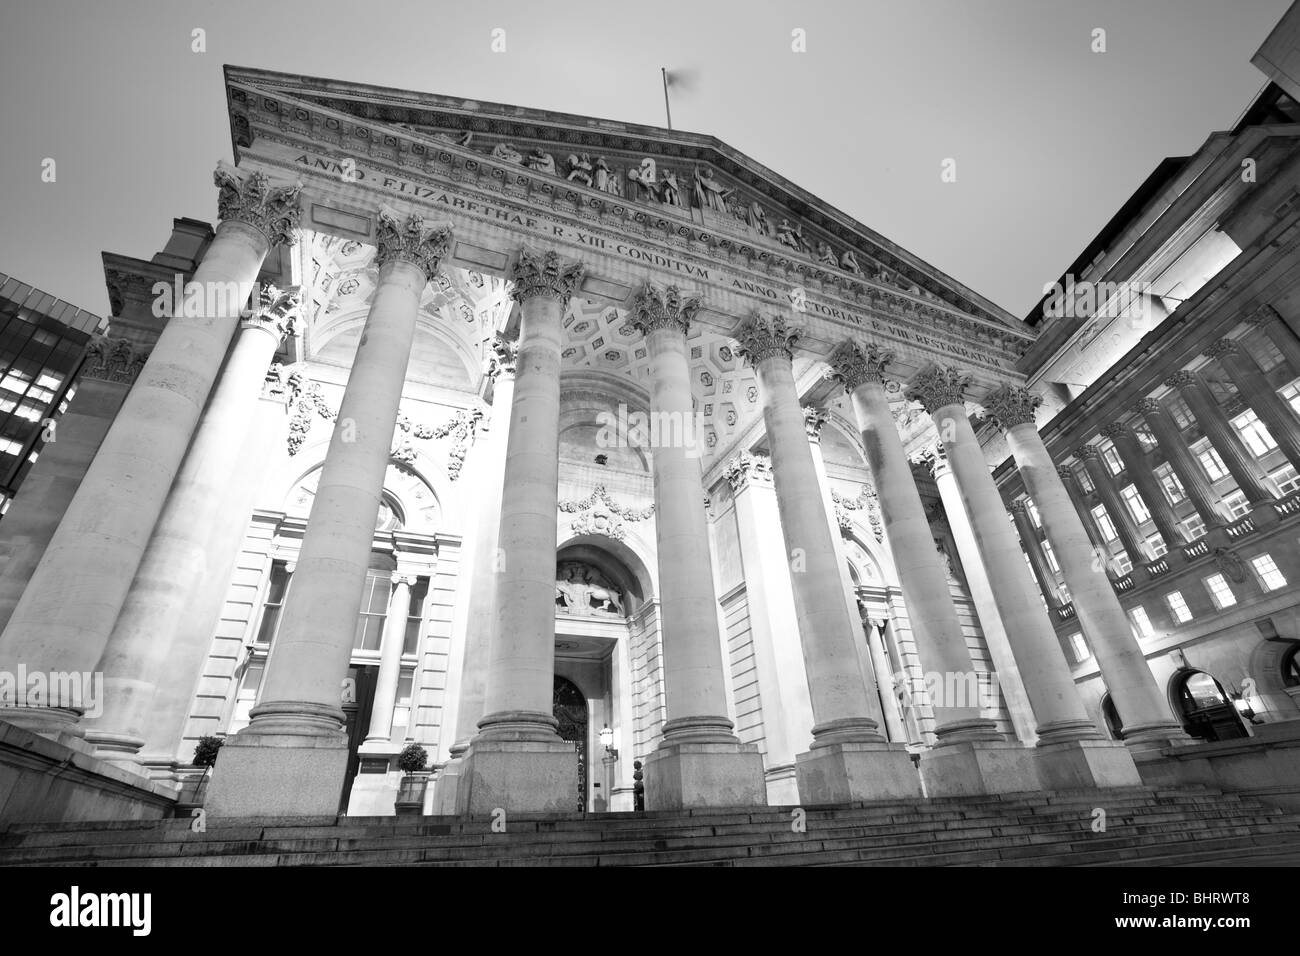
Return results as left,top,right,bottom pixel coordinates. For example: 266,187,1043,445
803,405,828,440
1163,369,1196,389
375,208,453,281
1056,463,1078,483
825,339,893,392
241,283,302,341
485,332,519,380
1247,303,1285,328
80,334,151,385
1008,498,1029,517
980,384,1041,431
1133,396,1165,416
389,571,419,588
1074,443,1104,462
1099,421,1132,442
904,364,971,413
722,452,772,491
1203,338,1240,361
627,281,701,336
508,248,585,306
733,311,801,366
213,163,303,249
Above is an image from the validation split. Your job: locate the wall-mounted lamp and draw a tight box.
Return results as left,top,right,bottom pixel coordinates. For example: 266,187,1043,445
599,723,618,760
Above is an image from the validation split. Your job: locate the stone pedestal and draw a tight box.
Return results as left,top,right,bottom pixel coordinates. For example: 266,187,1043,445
454,737,579,816
203,732,350,819
1034,738,1142,790
795,742,922,804
643,740,767,811
430,756,464,815
919,740,1041,797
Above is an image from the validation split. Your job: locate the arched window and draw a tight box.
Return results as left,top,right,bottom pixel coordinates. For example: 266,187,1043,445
1171,669,1249,742
1282,643,1300,689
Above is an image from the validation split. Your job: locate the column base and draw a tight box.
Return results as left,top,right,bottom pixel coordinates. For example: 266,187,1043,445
344,769,401,816
764,763,800,805
0,706,83,740
643,739,767,811
203,731,350,818
795,741,922,804
1034,737,1142,789
454,737,579,816
919,740,1040,797
1121,721,1193,756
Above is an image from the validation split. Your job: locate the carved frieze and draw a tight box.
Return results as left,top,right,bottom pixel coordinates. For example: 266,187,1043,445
80,335,150,384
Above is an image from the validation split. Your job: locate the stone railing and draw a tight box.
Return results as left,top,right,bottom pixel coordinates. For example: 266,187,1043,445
1274,490,1300,518
1143,556,1171,577
1054,603,1077,622
1224,514,1257,539
1182,538,1211,561
1114,574,1135,591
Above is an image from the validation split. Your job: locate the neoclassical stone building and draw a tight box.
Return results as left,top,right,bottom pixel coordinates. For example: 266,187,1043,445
2,48,1300,824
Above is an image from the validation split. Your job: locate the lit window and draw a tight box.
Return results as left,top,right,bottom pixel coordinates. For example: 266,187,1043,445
1091,504,1119,542
1232,409,1277,457
35,373,62,391
1067,632,1090,664
1156,463,1186,504
1223,489,1251,519
0,437,22,456
1283,381,1300,417
1251,553,1287,591
1129,606,1154,639
1115,551,1133,575
1121,484,1151,523
1273,464,1300,495
1101,442,1124,476
1165,591,1193,624
1133,423,1158,450
1149,535,1168,558
1075,467,1095,494
1204,573,1237,609
1025,498,1042,528
1042,539,1061,574
1193,442,1229,482
1184,514,1206,540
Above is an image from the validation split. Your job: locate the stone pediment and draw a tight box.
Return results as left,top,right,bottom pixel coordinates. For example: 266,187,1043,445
224,66,1028,350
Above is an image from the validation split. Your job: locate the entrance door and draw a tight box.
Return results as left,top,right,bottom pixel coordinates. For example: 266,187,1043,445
341,664,379,812
1174,670,1248,742
553,676,587,812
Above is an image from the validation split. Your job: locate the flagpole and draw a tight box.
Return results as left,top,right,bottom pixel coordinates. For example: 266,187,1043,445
661,67,673,130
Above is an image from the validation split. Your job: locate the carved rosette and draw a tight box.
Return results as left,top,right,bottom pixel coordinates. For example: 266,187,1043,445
509,248,585,306
733,311,801,366
242,283,301,341
1202,338,1239,361
723,453,773,491
1163,370,1195,389
803,405,828,440
980,384,1041,431
485,332,519,380
375,208,453,281
80,334,151,384
904,364,971,413
826,339,893,392
213,165,303,248
627,281,701,337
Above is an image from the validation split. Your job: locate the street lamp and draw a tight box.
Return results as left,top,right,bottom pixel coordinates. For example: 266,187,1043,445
600,723,618,759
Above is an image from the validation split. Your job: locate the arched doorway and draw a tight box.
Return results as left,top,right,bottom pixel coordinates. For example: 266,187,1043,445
553,675,588,812
1171,670,1249,742
1101,693,1123,740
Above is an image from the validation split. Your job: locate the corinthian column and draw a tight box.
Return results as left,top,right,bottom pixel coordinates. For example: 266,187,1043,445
1133,397,1232,528
1076,444,1153,568
206,209,449,818
1248,304,1300,373
1203,339,1300,471
984,384,1185,753
631,284,765,809
1099,421,1188,550
736,319,920,803
1010,500,1062,607
457,249,584,815
1164,369,1278,502
85,285,301,764
0,165,301,737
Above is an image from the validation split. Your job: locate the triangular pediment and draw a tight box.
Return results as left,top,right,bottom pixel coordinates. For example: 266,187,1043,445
224,66,1027,340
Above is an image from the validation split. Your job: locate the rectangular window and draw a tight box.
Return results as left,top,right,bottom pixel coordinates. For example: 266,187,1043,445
390,670,415,744
1165,395,1194,429
1115,551,1133,576
1148,534,1168,558
1251,553,1288,591
255,562,290,645
1121,484,1151,523
403,578,429,656
1155,463,1186,504
1129,606,1154,640
1091,504,1118,542
1041,539,1061,574
1204,573,1238,609
1067,632,1090,664
1283,381,1300,417
353,571,391,652
1133,422,1158,450
1025,498,1042,528
1100,441,1124,477
1183,514,1206,540
1193,441,1229,482
1232,409,1278,457
1075,466,1095,494
1245,333,1284,371
1223,489,1251,519
1165,591,1193,624
229,661,266,735
1272,464,1300,495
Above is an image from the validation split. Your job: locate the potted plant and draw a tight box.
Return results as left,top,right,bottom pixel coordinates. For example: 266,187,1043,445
394,743,429,816
189,735,224,807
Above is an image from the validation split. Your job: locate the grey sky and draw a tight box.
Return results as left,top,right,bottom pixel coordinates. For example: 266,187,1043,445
0,0,1290,321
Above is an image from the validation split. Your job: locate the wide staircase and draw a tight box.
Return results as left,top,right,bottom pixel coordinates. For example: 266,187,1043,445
3,785,1299,867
